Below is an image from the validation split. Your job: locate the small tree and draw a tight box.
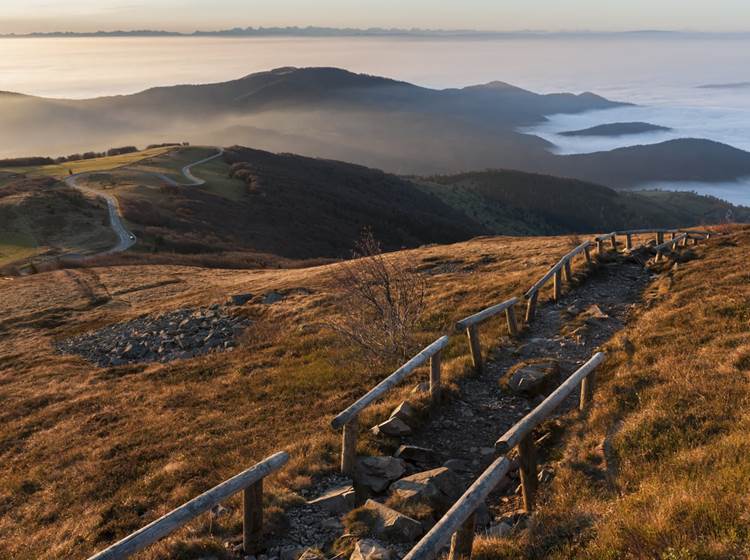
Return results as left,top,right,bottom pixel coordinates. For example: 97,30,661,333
328,229,427,366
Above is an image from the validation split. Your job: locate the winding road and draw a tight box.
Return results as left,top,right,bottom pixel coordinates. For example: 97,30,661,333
65,148,224,254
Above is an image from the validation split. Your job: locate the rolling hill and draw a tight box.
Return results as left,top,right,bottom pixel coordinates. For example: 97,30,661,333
4,67,750,186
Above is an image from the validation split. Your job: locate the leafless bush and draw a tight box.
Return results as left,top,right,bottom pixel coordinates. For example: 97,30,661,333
328,229,427,366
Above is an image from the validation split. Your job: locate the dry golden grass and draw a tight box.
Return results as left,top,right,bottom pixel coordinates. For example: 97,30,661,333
473,226,750,559
0,233,585,559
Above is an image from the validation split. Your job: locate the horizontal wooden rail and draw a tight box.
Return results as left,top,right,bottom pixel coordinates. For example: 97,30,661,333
496,352,605,454
402,456,513,560
456,297,519,373
88,452,290,560
525,241,592,321
613,228,677,235
332,336,450,475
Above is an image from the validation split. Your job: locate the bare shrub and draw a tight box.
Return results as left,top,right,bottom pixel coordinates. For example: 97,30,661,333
327,229,427,366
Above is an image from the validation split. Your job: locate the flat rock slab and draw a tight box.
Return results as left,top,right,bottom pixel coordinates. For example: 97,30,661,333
394,445,438,466
507,360,560,398
350,539,392,560
308,484,356,514
362,500,423,542
372,416,412,437
356,457,407,493
389,467,462,511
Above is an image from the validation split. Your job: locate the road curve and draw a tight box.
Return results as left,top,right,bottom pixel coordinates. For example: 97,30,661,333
66,147,224,254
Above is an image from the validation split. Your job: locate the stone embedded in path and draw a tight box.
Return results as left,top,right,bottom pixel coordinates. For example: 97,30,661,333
442,459,472,473
507,360,560,398
394,445,438,466
389,467,462,511
356,457,407,493
390,401,416,422
307,484,356,514
362,500,423,542
372,416,412,437
229,293,253,306
350,539,392,560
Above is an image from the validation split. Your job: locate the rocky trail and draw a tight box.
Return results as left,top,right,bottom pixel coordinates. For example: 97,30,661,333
252,254,654,560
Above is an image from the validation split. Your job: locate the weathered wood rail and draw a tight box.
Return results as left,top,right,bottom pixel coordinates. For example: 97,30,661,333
653,233,688,262
402,353,606,560
87,452,290,560
456,297,519,373
332,336,450,475
524,241,592,322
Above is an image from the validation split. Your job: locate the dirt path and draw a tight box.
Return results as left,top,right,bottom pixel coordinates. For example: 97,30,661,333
262,255,652,558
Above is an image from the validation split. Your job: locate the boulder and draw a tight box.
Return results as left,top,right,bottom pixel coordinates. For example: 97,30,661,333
350,539,391,560
229,293,253,306
356,457,407,493
372,416,412,437
362,500,423,542
394,445,438,466
442,459,472,473
262,291,285,305
308,484,356,514
390,401,416,422
507,360,560,398
389,467,462,511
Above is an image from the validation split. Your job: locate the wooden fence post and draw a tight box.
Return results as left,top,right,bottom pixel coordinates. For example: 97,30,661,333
657,231,664,244
610,234,617,250
517,435,538,512
670,231,676,240
584,245,592,267
243,479,264,554
448,512,476,560
625,233,632,250
505,307,518,337
525,292,538,323
341,417,358,476
580,371,595,411
430,351,442,404
553,269,562,302
596,239,605,255
467,325,482,373
563,259,573,283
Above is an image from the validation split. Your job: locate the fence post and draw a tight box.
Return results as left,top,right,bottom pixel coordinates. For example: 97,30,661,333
518,434,538,512
341,417,358,476
430,351,442,404
505,307,519,337
584,245,592,267
563,259,573,283
579,370,595,411
596,239,605,255
243,479,264,554
466,325,482,373
610,234,617,250
448,512,476,560
525,292,538,323
553,269,562,301
657,231,664,244
625,234,632,250
670,231,676,240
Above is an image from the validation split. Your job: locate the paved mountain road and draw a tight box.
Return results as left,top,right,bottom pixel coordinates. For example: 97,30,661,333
65,148,224,254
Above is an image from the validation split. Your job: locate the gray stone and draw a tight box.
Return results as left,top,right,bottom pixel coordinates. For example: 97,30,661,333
442,459,472,473
307,484,355,514
362,500,423,542
350,539,391,560
263,291,285,305
372,416,412,437
394,445,438,466
356,457,407,493
389,467,462,511
507,360,560,398
390,401,416,422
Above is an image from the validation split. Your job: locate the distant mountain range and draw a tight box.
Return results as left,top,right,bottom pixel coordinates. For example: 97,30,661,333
3,28,749,39
559,122,672,137
3,66,750,187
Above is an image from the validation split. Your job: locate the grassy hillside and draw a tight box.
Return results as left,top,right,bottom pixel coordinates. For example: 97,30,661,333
473,226,750,559
420,170,749,235
0,233,577,559
0,175,116,269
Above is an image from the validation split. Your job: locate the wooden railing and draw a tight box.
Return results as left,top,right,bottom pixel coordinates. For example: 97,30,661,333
331,336,450,475
654,233,688,262
456,297,519,373
87,452,290,560
402,353,605,560
524,241,592,322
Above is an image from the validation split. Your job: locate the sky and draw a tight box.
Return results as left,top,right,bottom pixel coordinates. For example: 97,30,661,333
2,0,750,34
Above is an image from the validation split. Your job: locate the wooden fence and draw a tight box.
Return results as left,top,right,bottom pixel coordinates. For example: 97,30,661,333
87,452,290,560
331,336,450,475
524,241,592,322
402,352,606,560
456,297,519,373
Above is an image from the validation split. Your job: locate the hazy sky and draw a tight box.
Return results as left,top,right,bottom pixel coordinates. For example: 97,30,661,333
2,0,750,34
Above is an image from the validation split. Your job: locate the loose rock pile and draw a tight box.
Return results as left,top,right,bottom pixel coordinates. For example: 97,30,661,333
56,305,249,367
